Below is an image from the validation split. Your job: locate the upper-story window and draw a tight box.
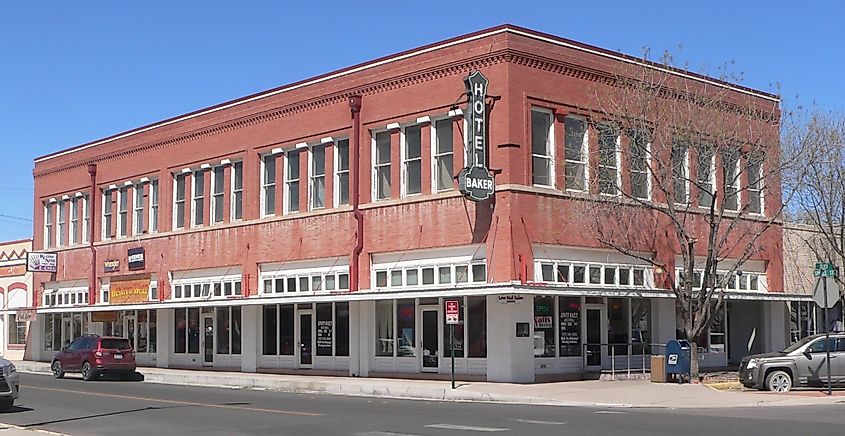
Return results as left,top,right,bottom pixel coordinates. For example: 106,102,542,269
564,117,588,191
697,145,715,208
118,187,129,237
133,184,145,235
536,260,652,288
286,150,301,213
102,189,114,239
373,131,392,201
402,125,422,196
232,161,243,220
723,149,740,211
334,139,350,206
310,144,326,210
747,153,764,214
671,139,689,205
597,124,620,196
629,130,651,200
150,179,159,233
57,200,66,247
44,202,54,248
70,197,80,244
433,119,454,192
211,166,225,223
261,154,276,217
82,195,90,243
173,173,186,230
192,171,205,227
531,108,554,188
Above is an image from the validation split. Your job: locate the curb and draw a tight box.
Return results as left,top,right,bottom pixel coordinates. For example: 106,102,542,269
0,422,66,435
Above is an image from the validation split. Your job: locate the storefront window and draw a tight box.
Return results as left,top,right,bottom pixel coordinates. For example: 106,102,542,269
335,302,349,357
534,296,555,357
559,297,581,356
175,309,186,354
6,314,26,345
262,305,277,355
316,303,333,356
43,314,53,351
188,308,200,354
608,298,629,355
467,296,487,358
232,307,241,355
149,310,157,353
52,314,61,351
279,305,294,355
631,298,651,354
375,301,394,356
709,304,726,353
444,299,464,358
397,300,415,357
217,307,230,354
137,311,148,353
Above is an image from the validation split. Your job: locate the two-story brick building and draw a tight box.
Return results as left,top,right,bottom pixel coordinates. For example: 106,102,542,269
29,25,797,382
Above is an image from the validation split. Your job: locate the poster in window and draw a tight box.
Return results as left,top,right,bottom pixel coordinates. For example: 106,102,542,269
316,319,333,355
559,300,581,356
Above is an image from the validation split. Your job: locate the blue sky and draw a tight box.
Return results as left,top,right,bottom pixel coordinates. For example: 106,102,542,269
1,1,842,241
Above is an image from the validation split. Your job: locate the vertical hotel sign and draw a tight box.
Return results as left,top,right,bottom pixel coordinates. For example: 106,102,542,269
458,71,495,202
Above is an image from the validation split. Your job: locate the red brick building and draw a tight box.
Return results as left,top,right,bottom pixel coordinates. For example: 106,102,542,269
29,25,792,382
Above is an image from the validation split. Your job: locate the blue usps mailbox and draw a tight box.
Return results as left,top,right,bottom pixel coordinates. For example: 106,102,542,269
665,339,691,384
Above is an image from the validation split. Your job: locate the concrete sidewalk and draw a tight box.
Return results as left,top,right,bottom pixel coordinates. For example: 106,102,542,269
13,360,845,409
0,423,61,435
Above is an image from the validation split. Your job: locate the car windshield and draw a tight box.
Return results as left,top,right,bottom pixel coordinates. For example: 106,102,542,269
100,339,131,350
782,335,816,354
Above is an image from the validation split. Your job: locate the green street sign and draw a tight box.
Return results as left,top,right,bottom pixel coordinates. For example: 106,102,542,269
815,262,834,271
815,267,839,278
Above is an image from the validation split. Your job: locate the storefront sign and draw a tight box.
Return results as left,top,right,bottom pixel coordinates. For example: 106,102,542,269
128,247,145,271
497,294,524,304
26,252,57,273
91,311,119,322
110,276,150,305
316,319,333,354
559,308,581,346
104,259,120,273
15,309,36,322
534,316,553,329
458,70,495,202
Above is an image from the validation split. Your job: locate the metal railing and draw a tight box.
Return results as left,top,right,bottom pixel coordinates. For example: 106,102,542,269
582,342,668,380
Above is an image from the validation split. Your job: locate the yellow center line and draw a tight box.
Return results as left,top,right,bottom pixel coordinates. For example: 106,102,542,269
28,385,322,417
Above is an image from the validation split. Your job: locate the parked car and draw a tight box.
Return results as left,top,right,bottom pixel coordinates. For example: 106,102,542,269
739,333,845,392
0,357,20,411
51,335,136,381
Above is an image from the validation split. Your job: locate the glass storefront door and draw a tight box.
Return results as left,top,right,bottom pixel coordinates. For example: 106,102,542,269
202,314,214,366
421,309,439,371
299,312,313,367
585,306,603,369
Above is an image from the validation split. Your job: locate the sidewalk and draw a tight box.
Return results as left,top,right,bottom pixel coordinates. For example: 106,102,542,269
13,360,845,409
0,423,61,435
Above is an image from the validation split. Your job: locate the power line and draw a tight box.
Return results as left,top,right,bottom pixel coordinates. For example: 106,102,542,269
0,214,32,222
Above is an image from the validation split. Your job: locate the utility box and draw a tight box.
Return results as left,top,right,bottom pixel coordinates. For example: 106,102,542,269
650,355,665,383
665,340,691,384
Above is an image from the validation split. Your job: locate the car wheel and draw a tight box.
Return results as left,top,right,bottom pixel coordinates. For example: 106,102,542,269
765,370,793,392
0,397,13,412
51,360,65,379
81,362,97,381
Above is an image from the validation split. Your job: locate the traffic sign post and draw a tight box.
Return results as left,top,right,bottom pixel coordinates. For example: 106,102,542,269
812,263,839,396
445,300,460,390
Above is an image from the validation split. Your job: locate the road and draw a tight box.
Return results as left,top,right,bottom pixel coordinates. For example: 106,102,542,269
1,373,843,435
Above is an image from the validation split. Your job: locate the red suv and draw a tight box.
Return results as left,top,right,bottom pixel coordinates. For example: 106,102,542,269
51,335,136,381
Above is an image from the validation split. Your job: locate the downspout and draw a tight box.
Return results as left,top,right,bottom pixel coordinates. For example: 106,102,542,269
349,95,363,292
88,164,97,305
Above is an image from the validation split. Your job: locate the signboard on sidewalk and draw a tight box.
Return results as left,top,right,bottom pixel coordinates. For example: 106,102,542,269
445,300,460,325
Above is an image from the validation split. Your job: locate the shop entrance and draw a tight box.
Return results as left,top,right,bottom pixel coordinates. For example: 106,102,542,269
202,313,214,366
421,308,439,371
299,312,313,368
584,304,607,371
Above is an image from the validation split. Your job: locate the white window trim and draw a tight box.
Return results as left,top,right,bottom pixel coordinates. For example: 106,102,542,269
191,171,205,228
697,151,716,209
430,116,455,193
171,272,243,301
724,153,741,212
260,154,277,217
597,129,621,196
70,197,79,245
118,187,130,237
400,124,423,197
82,195,89,243
173,173,186,230
371,260,487,290
333,138,350,207
748,157,765,215
149,179,159,234
535,259,654,289
308,144,326,211
564,116,590,192
531,108,555,189
133,182,146,235
211,166,225,224
56,200,65,247
259,264,350,295
285,150,300,214
372,129,392,201
102,189,113,240
230,160,243,221
43,202,53,248
631,140,652,201
673,145,690,205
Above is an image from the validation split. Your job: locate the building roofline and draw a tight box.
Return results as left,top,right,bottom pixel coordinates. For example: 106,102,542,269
34,24,779,164
0,238,33,246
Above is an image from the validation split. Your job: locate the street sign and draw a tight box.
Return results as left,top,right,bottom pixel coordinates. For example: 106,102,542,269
445,300,460,325
813,276,841,309
814,263,838,278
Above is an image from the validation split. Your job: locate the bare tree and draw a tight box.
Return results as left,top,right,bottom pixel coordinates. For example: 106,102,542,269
578,51,806,378
784,111,845,296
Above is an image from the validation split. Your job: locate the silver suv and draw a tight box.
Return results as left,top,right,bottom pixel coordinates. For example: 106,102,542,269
739,333,845,392
0,357,20,410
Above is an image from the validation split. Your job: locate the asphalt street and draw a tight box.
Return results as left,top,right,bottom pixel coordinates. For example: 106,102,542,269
0,373,843,435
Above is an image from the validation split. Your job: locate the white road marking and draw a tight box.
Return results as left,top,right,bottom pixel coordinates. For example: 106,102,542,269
355,432,422,436
513,418,566,425
595,410,627,414
425,424,509,432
